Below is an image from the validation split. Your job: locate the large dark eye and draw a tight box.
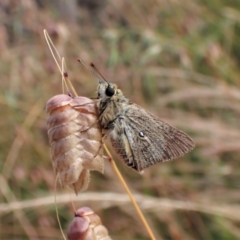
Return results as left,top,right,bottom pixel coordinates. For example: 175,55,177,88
105,85,115,97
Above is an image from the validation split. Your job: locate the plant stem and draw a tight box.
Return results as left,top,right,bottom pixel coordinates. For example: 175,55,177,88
103,145,156,240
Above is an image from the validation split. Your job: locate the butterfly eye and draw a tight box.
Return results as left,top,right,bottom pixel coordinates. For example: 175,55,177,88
105,85,115,97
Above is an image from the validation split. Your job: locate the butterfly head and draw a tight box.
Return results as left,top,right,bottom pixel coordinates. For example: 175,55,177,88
97,81,120,99
79,60,124,100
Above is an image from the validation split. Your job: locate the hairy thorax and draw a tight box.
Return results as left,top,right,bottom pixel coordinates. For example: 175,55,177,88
98,95,130,130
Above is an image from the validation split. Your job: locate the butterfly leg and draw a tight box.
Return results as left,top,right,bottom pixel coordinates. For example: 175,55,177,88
92,130,109,159
79,119,100,133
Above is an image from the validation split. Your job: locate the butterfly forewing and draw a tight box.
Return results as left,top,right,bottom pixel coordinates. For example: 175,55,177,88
110,104,194,171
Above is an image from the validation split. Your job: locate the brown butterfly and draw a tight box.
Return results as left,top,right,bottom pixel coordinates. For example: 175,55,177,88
80,60,195,172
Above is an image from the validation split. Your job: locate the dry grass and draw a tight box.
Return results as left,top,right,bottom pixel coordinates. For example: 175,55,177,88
1,0,240,239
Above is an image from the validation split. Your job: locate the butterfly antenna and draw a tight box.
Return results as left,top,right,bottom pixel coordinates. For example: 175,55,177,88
78,59,109,84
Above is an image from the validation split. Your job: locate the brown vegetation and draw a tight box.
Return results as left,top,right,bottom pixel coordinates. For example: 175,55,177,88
1,1,240,239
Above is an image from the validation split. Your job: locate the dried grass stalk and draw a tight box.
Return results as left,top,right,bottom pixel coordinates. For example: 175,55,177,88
67,207,112,240
46,94,103,193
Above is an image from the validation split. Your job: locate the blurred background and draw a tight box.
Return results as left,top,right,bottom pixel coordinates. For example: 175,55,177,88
1,0,240,239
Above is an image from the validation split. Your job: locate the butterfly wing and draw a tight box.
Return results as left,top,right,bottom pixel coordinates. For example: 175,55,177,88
110,104,194,171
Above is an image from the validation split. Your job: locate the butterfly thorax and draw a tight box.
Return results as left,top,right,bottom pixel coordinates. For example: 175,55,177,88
97,82,130,130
